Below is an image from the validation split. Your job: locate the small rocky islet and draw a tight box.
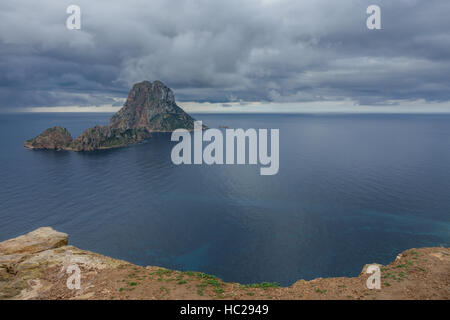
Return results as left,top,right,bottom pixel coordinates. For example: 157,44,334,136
24,80,198,152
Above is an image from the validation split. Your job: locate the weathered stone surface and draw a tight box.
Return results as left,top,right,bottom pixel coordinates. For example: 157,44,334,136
0,228,129,299
24,126,72,150
70,126,151,152
110,80,198,132
0,227,68,255
0,228,448,300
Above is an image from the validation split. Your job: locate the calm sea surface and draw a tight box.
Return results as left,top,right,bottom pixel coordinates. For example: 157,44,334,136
0,113,449,285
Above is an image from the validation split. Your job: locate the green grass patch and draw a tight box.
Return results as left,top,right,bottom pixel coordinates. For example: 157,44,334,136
155,268,173,276
204,278,221,288
214,287,224,295
314,288,327,294
196,272,218,280
244,282,280,289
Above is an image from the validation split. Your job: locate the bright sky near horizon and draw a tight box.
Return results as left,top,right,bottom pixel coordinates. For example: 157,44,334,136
17,100,450,114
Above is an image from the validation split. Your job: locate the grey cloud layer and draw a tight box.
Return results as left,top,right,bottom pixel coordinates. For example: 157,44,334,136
0,0,449,108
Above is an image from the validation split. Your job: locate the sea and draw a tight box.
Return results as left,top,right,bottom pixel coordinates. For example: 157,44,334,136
0,112,449,286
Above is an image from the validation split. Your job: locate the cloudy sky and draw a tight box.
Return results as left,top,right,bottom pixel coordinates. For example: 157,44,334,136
1,0,450,113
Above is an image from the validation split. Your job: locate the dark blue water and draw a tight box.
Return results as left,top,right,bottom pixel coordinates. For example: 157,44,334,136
0,112,449,286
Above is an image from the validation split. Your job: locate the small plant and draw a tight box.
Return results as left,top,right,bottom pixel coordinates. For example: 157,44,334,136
160,286,169,295
196,272,217,280
244,282,280,289
314,288,327,294
205,278,221,288
155,268,173,276
214,287,224,295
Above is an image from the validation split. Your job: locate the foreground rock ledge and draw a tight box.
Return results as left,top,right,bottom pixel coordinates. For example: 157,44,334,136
0,227,448,300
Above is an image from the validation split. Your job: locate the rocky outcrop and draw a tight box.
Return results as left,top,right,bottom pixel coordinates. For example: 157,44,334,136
1,227,449,300
0,227,68,256
24,80,200,152
70,126,152,152
0,228,127,299
24,127,72,150
110,80,197,132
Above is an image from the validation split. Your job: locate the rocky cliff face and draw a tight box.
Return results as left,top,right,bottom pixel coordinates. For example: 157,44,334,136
1,227,448,300
24,127,73,150
110,80,196,132
24,80,197,152
70,126,151,152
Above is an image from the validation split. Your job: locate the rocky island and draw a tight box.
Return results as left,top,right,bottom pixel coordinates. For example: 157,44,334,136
0,227,448,300
24,80,198,152
24,126,73,151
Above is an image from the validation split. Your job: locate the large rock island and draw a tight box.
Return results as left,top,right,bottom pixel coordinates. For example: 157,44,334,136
24,80,198,152
110,80,197,132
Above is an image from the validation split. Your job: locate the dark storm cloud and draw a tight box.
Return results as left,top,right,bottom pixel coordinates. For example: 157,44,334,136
0,0,449,109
